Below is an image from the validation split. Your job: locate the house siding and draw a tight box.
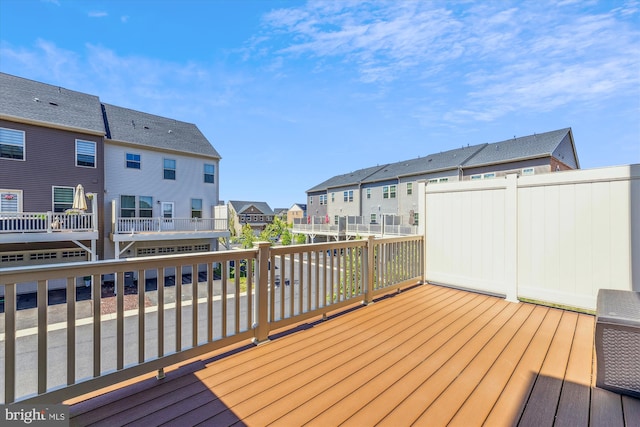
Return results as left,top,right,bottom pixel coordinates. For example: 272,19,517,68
104,143,220,233
1,119,104,212
0,118,105,259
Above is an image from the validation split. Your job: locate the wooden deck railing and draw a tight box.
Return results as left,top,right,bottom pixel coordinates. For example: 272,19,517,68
0,235,423,404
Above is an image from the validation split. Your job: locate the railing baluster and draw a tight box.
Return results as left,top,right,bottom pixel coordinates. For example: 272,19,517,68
289,253,294,315
192,264,198,348
37,280,47,394
234,261,240,334
116,272,124,370
92,274,101,378
298,252,303,315
157,269,164,357
221,263,227,337
279,254,285,319
66,277,76,386
246,258,253,333
176,265,182,352
207,263,213,343
138,269,145,363
4,283,16,403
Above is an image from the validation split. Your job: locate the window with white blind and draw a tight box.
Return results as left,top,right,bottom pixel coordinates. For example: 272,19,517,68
0,190,21,212
76,140,96,167
0,128,25,160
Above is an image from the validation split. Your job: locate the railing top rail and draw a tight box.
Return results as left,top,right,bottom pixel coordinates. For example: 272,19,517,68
0,248,258,283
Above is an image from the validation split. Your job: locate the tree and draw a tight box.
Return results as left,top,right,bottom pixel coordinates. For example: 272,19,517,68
280,228,292,246
240,223,255,249
259,217,289,245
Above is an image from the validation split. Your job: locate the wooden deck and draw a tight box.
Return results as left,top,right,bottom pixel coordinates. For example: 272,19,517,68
67,284,640,426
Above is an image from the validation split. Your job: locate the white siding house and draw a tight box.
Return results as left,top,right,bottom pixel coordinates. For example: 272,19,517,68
102,104,228,259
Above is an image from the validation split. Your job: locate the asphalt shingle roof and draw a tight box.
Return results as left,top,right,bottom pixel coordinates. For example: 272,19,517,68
366,144,488,183
463,128,571,167
228,200,274,215
0,73,105,134
307,165,387,192
102,103,220,159
308,128,574,192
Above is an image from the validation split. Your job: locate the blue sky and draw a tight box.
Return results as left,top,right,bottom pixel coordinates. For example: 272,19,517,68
1,0,639,209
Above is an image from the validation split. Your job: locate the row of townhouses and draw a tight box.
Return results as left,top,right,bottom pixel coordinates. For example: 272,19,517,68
0,72,228,269
299,128,579,240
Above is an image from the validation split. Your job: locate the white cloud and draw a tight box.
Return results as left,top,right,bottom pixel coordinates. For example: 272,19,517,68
255,0,640,125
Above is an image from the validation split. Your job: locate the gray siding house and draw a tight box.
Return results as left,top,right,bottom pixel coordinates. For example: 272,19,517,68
0,73,104,266
302,128,579,236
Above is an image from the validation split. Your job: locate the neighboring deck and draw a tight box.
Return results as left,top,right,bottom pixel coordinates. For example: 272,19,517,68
67,284,640,426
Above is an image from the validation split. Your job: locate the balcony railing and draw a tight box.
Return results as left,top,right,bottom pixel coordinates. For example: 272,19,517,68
114,217,228,234
0,235,423,404
292,215,418,237
0,212,95,234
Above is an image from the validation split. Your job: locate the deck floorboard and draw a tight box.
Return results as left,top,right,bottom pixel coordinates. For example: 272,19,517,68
67,284,639,427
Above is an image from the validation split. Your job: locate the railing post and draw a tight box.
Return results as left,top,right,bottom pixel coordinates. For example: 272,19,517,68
364,235,375,305
253,241,271,345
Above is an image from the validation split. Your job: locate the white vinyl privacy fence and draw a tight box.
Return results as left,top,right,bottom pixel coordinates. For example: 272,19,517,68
421,164,639,311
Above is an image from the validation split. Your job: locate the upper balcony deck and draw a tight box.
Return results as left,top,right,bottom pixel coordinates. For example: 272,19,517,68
0,211,98,244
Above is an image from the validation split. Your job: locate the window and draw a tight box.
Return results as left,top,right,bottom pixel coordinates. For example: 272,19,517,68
1,190,21,212
331,193,335,202
522,167,535,175
309,196,313,205
345,190,353,202
366,188,371,199
192,199,203,218
164,158,176,180
438,178,448,183
383,186,396,199
76,140,96,167
470,174,482,180
53,187,74,212
0,128,25,160
344,191,348,202
120,195,136,218
139,196,153,217
126,153,141,169
407,183,412,195
428,179,438,184
319,195,327,205
483,173,496,179
204,164,215,183
413,212,419,226
370,213,377,224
